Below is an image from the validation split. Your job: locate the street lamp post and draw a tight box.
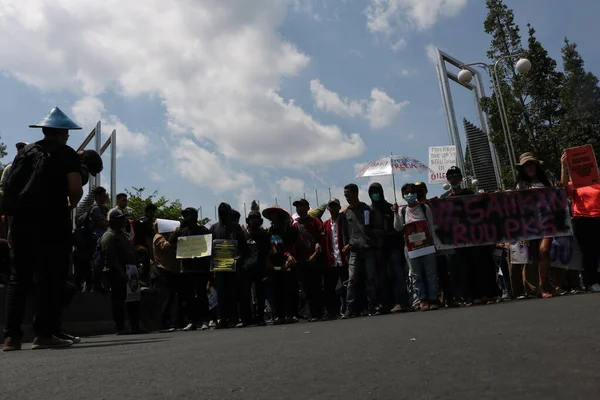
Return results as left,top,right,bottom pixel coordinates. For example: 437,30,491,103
457,54,532,183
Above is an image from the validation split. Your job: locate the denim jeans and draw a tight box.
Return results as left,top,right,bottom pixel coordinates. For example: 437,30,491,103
405,251,438,301
346,250,377,315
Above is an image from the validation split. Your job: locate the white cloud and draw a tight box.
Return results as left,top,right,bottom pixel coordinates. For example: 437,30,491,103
391,38,407,52
310,79,408,129
276,176,306,195
172,139,253,193
0,0,365,182
71,97,150,156
426,44,439,64
349,49,365,59
365,0,468,49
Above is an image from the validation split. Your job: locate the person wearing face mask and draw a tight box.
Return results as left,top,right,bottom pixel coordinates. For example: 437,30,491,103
368,182,410,314
3,107,84,352
237,211,270,327
392,184,438,311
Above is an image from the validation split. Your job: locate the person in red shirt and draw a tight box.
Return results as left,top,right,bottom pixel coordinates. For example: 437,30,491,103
561,153,600,292
292,198,325,322
321,198,348,319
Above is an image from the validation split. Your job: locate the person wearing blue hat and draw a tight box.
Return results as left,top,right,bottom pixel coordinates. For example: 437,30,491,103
2,107,84,352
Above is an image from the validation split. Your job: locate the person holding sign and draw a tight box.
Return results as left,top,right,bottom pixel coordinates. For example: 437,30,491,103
97,209,141,335
393,184,438,311
168,207,212,331
516,153,556,298
210,203,248,329
262,206,299,325
561,152,600,293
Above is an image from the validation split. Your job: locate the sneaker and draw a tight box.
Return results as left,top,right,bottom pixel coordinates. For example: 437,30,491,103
208,320,217,329
429,303,439,311
183,323,197,332
390,305,404,313
309,317,320,323
31,336,73,350
2,337,22,352
200,323,209,331
235,322,247,328
589,284,600,293
341,311,356,319
55,331,81,344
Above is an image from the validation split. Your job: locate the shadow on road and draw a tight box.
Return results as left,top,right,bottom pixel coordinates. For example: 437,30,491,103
72,338,169,349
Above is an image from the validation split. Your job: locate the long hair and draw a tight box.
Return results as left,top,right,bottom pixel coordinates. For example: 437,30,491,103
516,163,552,188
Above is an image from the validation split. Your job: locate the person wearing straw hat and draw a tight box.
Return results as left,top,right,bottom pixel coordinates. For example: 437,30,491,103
3,107,84,351
262,205,299,325
515,152,556,299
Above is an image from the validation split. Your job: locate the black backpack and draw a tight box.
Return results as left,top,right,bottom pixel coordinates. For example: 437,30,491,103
1,143,56,216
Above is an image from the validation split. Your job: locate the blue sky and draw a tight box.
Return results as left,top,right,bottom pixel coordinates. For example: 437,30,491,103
0,0,598,219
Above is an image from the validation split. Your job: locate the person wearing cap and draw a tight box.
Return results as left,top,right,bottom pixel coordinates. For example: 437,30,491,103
0,141,28,191
560,152,600,293
321,198,348,319
238,210,270,327
515,153,557,298
168,207,211,331
262,205,299,324
443,166,474,198
3,107,84,352
292,198,325,322
98,209,141,335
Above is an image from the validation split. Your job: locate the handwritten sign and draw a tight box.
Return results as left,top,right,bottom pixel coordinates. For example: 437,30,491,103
211,239,238,272
566,144,600,188
157,218,180,234
404,220,436,259
176,234,212,259
430,188,573,249
428,146,457,184
125,264,141,302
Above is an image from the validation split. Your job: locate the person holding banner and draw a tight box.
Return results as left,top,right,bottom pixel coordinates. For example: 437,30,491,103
169,207,212,331
393,183,438,311
561,152,600,293
516,153,557,298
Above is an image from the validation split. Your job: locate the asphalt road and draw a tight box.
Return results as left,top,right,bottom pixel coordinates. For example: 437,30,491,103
2,294,599,400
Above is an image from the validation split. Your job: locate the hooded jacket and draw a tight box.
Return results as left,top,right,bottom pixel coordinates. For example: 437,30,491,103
368,182,403,250
210,202,248,265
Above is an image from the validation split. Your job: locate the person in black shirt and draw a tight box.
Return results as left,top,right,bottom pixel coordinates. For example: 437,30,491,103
3,107,84,351
210,203,247,329
168,207,211,331
134,203,157,284
237,211,270,327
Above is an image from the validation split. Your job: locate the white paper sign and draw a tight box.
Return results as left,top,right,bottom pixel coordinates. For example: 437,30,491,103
125,264,141,302
428,146,457,184
157,218,180,234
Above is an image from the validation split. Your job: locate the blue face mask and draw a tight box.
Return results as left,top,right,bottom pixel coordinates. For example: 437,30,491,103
404,193,417,203
370,193,381,202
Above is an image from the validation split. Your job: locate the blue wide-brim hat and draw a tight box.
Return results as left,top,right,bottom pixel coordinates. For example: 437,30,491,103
29,106,82,130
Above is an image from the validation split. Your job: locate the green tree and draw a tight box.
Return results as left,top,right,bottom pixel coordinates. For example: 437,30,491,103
250,200,260,212
558,39,600,156
0,133,8,169
125,186,183,220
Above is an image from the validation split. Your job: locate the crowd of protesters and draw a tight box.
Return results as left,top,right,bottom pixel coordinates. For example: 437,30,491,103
1,106,599,352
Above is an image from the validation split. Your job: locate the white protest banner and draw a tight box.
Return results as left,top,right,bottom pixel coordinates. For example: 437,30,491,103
125,264,142,302
428,146,457,184
157,218,180,234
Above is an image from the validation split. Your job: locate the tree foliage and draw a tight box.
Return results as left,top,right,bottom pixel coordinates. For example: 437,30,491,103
480,0,600,187
125,186,183,221
0,134,8,169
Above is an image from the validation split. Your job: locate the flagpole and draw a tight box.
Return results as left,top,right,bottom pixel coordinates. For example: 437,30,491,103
391,152,397,203
315,189,319,205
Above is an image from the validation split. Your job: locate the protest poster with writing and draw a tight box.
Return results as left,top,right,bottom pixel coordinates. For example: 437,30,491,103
428,146,457,184
404,220,436,259
211,239,238,272
566,144,600,188
125,264,141,303
157,218,180,234
429,188,573,249
176,234,213,259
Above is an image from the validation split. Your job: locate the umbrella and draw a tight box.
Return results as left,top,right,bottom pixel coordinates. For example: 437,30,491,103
356,153,429,201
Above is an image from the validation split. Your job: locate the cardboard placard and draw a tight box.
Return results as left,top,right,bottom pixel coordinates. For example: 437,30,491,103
404,220,436,259
566,144,600,188
176,234,213,259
